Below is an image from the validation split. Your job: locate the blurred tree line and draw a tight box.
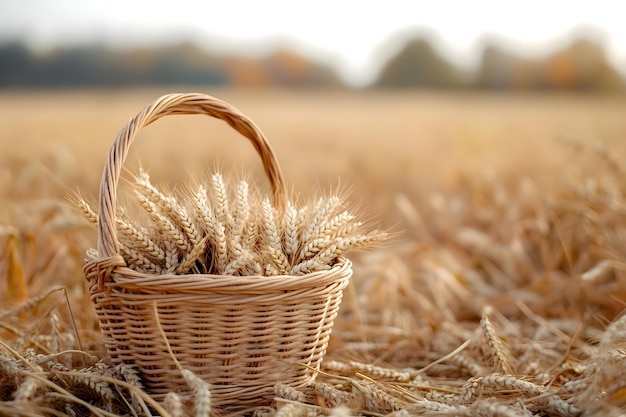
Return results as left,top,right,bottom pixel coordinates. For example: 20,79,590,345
377,37,624,92
0,42,341,88
0,35,624,92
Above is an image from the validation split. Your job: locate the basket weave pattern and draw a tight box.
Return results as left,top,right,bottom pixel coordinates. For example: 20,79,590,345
83,93,352,407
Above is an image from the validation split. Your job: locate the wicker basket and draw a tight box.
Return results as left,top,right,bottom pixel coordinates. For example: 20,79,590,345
83,93,352,408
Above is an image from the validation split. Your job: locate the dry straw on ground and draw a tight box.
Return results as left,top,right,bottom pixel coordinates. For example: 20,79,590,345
2,93,626,416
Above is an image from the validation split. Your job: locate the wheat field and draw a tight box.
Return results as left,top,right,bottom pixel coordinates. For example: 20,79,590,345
2,88,626,416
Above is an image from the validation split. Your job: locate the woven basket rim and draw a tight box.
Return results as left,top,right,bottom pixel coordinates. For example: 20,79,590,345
87,257,352,294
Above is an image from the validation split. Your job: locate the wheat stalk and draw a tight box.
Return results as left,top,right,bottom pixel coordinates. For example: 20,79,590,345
193,184,227,273
323,360,412,382
261,198,290,275
353,379,408,413
211,173,231,228
231,180,250,240
116,209,166,262
163,240,179,274
298,211,356,260
134,192,190,255
76,197,98,225
479,306,516,375
119,245,162,274
175,234,209,274
283,201,300,261
301,197,341,244
78,170,386,277
314,382,365,409
135,170,201,248
461,374,545,403
275,382,307,402
47,361,116,411
224,249,257,276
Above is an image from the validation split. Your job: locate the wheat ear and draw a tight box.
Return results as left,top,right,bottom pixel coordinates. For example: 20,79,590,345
46,361,116,410
283,201,300,261
275,382,307,402
78,197,166,270
163,392,183,417
353,380,408,413
135,192,190,254
224,250,257,276
13,376,40,401
480,306,516,375
211,173,231,228
176,234,210,274
76,197,98,225
298,197,341,257
134,171,202,251
194,185,228,274
241,216,259,253
298,211,357,261
230,180,250,240
163,241,179,274
135,171,188,240
461,373,546,403
181,369,211,417
117,208,166,261
261,198,290,275
119,245,163,274
314,382,365,409
113,363,145,413
290,233,385,275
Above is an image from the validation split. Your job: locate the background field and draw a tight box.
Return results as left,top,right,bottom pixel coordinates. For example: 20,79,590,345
3,89,625,218
2,89,626,415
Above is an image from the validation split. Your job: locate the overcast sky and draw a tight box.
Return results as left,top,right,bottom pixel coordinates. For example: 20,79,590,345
1,0,624,85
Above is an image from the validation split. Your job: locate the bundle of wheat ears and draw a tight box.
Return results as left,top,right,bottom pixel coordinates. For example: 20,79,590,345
77,170,386,277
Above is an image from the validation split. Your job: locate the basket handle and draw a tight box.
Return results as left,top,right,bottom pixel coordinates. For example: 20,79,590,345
97,93,287,259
